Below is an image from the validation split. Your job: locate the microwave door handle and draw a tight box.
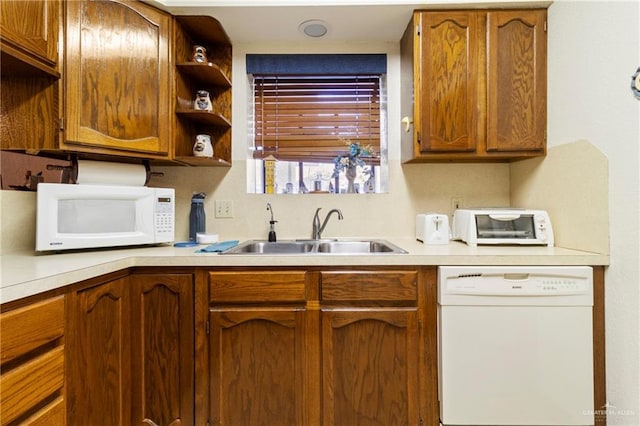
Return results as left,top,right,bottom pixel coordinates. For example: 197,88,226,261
488,214,521,221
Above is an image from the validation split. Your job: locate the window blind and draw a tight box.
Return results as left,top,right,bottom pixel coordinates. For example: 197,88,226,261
253,75,381,162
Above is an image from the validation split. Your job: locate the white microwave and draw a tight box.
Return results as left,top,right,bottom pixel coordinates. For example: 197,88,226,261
36,183,175,252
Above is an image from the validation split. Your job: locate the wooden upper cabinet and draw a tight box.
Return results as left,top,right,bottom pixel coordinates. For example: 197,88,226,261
418,12,483,153
402,9,547,162
62,0,171,158
487,10,547,153
0,0,60,75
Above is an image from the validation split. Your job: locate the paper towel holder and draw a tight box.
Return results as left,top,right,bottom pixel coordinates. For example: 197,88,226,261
47,156,164,185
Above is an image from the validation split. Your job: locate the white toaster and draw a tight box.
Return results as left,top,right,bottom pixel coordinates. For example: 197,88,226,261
416,214,450,245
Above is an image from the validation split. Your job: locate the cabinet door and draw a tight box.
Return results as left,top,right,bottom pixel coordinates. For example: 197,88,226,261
64,0,170,156
321,308,420,426
130,274,195,426
487,10,546,152
0,0,59,68
67,277,130,426
418,12,483,152
210,308,307,426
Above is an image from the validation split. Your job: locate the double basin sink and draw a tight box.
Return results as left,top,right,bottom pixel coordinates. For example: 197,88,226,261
222,239,407,255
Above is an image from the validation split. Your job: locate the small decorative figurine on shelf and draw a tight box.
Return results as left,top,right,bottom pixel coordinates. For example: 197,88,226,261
191,45,208,63
194,90,213,112
193,134,214,157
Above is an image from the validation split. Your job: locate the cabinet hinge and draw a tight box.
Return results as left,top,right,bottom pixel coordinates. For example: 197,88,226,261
416,24,421,36
206,321,210,335
418,319,422,333
59,117,64,131
544,20,547,32
416,131,421,146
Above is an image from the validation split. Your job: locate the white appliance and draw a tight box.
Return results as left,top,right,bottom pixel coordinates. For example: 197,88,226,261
438,266,594,426
416,213,450,244
36,183,175,251
452,208,554,246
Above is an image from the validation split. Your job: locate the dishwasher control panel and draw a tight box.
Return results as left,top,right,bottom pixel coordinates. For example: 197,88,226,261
438,266,594,305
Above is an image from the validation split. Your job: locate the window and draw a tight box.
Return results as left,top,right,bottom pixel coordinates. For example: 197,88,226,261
247,54,388,194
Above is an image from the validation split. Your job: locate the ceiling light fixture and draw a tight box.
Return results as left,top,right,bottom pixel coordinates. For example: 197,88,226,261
299,19,329,38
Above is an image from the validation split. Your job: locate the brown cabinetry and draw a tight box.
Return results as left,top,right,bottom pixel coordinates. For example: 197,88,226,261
401,9,547,162
0,296,66,425
172,16,233,166
320,270,422,425
1,0,60,152
207,267,437,426
66,276,130,424
208,271,309,425
0,0,60,75
2,1,235,166
130,273,195,426
61,0,171,158
67,272,194,425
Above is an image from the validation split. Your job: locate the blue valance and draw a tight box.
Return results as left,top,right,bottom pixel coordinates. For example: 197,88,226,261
246,54,387,75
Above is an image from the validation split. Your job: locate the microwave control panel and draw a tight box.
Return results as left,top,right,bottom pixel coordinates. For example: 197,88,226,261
154,189,175,242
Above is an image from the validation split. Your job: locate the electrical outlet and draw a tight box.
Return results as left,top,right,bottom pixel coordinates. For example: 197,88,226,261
215,200,233,218
451,197,464,213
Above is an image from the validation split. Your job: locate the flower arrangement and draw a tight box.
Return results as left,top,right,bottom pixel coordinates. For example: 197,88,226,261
332,140,376,178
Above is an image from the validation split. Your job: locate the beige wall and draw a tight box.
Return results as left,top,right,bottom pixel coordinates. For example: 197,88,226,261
511,140,609,254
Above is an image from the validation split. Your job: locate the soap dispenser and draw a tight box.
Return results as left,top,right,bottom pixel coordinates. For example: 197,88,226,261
266,202,277,242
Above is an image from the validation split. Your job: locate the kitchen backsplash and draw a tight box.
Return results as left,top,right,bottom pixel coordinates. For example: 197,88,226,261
1,140,608,255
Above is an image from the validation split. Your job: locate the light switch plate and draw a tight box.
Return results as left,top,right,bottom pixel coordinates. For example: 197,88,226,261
215,200,233,218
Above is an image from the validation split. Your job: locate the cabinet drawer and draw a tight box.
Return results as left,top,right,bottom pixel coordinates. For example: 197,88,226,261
1,296,64,364
0,345,64,425
21,396,65,425
209,271,307,303
321,271,418,302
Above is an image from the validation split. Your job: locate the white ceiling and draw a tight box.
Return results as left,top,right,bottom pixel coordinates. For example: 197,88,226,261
148,0,550,44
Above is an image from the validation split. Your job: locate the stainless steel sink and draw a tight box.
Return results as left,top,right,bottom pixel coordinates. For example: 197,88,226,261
222,239,407,255
222,240,316,254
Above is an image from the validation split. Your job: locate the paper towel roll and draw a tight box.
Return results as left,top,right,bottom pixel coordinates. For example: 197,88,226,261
76,160,148,186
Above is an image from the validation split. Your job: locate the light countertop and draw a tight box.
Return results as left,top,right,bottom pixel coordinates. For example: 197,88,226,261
0,238,608,304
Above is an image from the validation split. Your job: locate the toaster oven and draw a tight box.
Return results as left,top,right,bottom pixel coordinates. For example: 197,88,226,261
452,208,554,247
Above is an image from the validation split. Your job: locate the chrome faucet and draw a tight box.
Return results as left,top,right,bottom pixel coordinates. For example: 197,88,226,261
312,208,344,240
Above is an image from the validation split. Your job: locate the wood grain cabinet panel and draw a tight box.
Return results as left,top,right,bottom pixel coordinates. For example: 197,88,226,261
401,9,547,162
209,308,307,426
67,277,131,425
418,12,482,153
209,271,307,303
321,270,417,302
0,296,65,426
321,308,420,426
67,273,195,426
320,269,422,425
487,10,547,153
63,0,171,157
0,0,59,71
130,273,195,426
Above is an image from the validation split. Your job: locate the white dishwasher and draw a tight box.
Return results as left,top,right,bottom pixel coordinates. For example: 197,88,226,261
438,266,594,426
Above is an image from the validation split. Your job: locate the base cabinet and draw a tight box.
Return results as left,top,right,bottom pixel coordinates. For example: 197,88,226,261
67,272,194,426
209,308,307,425
208,271,309,425
321,308,420,425
0,295,66,425
207,268,434,426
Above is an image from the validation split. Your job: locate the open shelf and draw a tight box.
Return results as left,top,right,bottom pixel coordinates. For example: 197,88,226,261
176,62,231,87
176,109,231,127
